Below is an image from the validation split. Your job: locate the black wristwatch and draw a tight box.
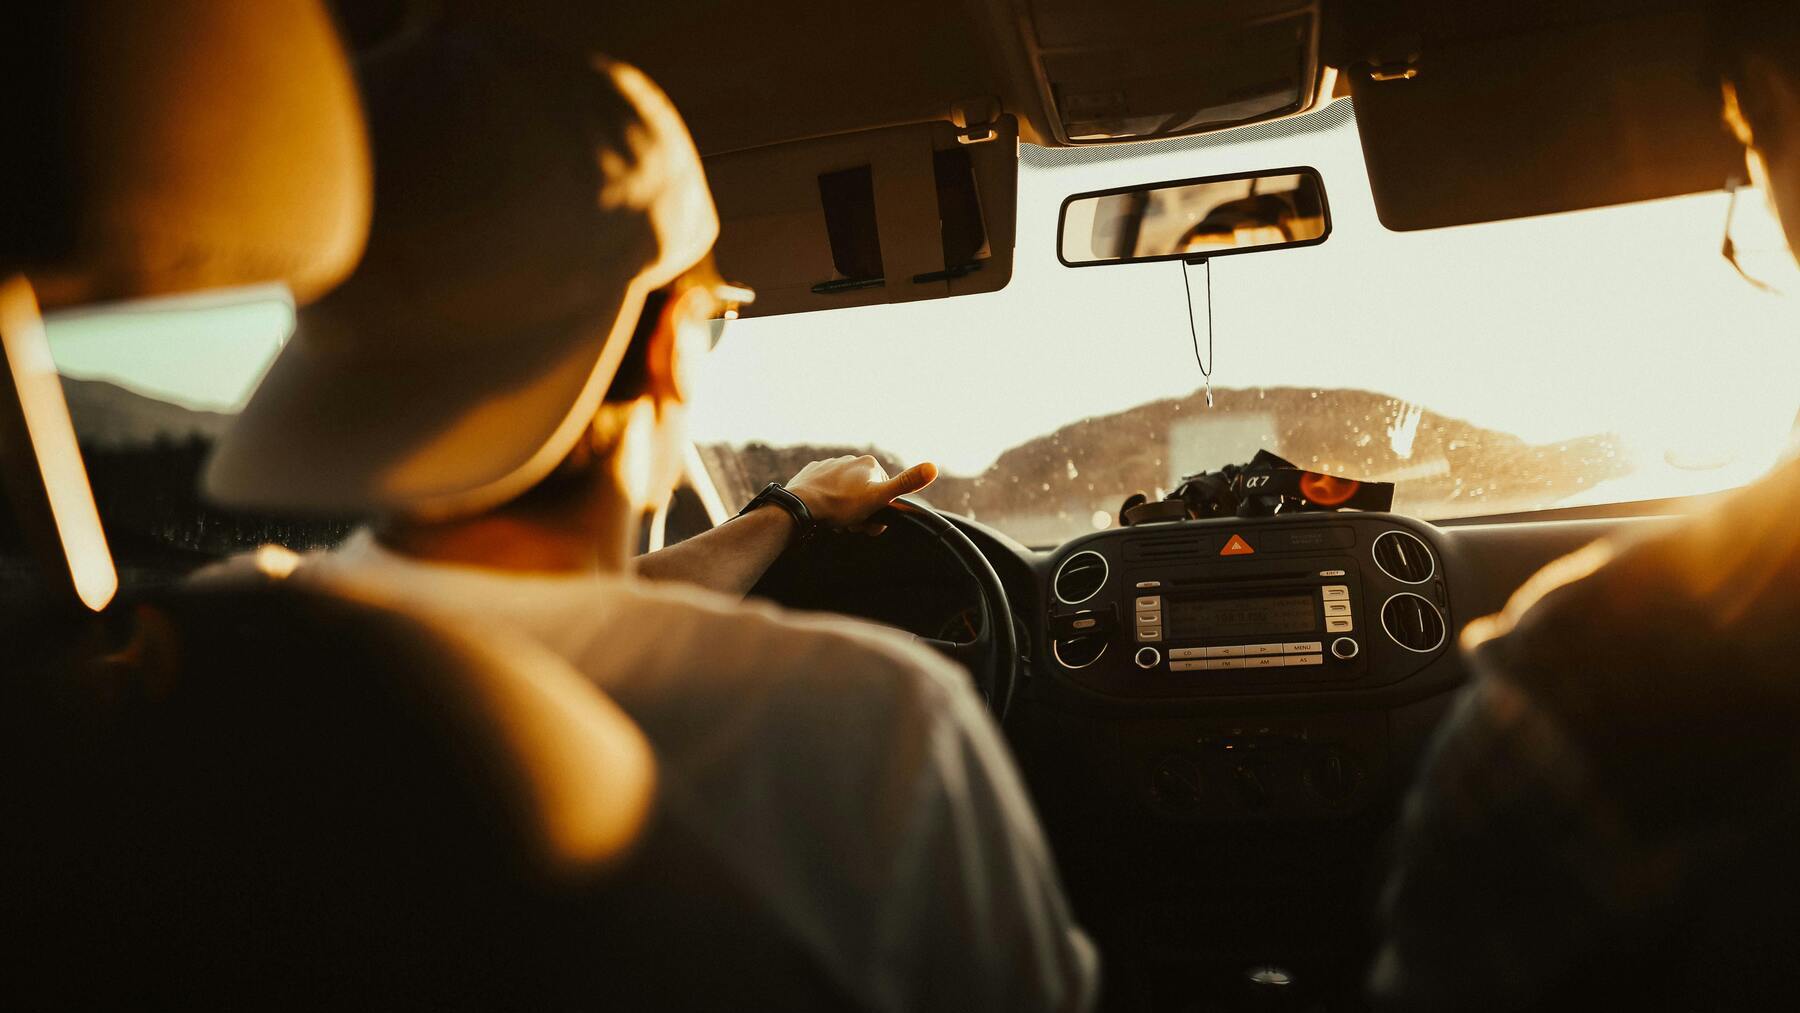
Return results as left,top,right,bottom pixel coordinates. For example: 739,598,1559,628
737,482,819,542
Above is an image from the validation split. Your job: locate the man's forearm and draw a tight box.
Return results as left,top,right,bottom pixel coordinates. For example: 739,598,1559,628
636,455,937,595
632,504,796,596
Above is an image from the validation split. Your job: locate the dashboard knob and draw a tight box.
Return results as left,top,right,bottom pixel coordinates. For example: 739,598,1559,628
1148,753,1205,813
1231,761,1272,812
1330,636,1360,660
1303,746,1360,804
1134,646,1162,670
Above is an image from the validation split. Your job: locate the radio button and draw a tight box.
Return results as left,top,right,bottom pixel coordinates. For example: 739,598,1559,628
1137,627,1163,642
1205,658,1247,670
1325,617,1354,633
1323,602,1353,617
1169,647,1206,660
1287,653,1324,667
1134,595,1162,610
1321,585,1350,601
1204,645,1247,658
1284,641,1323,654
1242,643,1283,656
1247,655,1284,668
1170,659,1206,672
1136,611,1161,625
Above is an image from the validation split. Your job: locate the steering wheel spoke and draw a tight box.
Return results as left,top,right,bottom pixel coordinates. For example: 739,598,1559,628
874,499,1018,719
914,635,987,665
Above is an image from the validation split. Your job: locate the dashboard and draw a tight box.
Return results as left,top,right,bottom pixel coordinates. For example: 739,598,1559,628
751,503,1671,1004
1001,509,1662,1003
755,505,1653,822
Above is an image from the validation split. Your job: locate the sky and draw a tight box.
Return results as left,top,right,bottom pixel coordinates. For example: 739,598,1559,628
42,97,1800,511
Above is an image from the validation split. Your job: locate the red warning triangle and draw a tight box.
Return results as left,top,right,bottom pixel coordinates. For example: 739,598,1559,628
1220,534,1255,556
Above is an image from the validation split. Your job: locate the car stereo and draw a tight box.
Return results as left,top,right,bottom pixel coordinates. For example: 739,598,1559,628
1129,564,1363,678
1046,519,1454,698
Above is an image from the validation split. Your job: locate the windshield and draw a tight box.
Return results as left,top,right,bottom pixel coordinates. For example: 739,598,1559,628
691,98,1800,546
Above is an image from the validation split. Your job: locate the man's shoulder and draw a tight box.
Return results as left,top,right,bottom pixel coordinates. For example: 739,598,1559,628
589,577,973,709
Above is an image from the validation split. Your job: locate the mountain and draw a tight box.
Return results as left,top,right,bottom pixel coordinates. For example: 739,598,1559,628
59,376,234,447
700,385,1628,544
36,376,1624,554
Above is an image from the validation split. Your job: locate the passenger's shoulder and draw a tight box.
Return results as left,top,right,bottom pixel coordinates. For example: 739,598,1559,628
1512,455,1800,641
1468,455,1800,736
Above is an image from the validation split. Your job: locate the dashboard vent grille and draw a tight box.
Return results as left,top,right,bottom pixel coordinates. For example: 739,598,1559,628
1053,550,1108,604
1372,530,1435,583
1052,636,1107,669
1381,593,1447,654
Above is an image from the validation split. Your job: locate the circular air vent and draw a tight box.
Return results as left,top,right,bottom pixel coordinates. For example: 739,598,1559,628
1052,636,1108,669
1372,530,1435,584
1381,593,1447,654
1053,550,1109,605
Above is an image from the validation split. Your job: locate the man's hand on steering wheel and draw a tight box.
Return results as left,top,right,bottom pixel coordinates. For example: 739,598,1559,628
786,455,939,535
633,455,939,594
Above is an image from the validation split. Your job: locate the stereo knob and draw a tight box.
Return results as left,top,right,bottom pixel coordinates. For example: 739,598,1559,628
1134,646,1162,670
1330,636,1360,661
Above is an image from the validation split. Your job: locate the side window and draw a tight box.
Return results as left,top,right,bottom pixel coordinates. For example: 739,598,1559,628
643,445,734,553
646,484,717,551
45,288,356,589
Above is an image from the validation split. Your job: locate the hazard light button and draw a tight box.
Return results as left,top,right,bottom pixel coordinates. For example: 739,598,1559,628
1220,534,1255,556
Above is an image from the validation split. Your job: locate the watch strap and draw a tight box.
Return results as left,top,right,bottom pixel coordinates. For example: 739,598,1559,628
737,482,817,541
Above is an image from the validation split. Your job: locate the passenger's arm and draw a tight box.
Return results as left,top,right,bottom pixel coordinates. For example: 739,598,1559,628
1370,672,1621,1011
633,455,937,595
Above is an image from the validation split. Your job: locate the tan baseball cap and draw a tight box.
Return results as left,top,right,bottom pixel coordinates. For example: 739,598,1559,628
205,30,717,519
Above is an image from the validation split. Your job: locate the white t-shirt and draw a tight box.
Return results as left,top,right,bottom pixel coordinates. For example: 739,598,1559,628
210,531,1096,1012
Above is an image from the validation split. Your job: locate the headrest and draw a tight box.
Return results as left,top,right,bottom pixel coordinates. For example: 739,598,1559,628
1,0,370,309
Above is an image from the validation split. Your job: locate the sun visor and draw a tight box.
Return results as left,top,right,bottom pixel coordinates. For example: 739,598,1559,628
705,116,1018,317
1347,7,1741,231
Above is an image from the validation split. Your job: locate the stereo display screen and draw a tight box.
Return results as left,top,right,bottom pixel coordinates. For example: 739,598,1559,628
1167,594,1316,639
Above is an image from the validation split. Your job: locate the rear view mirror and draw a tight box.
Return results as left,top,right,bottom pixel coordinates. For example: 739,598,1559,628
1058,167,1330,266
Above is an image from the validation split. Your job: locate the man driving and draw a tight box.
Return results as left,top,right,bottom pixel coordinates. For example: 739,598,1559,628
201,26,1095,1013
1371,1,1800,1008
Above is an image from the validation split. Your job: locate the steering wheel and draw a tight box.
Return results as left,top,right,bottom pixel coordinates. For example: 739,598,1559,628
877,498,1019,719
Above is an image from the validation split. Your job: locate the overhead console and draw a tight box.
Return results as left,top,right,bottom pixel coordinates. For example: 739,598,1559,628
1014,0,1323,143
1044,515,1450,699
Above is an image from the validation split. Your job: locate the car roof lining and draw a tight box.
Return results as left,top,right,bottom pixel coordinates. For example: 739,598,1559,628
460,0,1738,231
